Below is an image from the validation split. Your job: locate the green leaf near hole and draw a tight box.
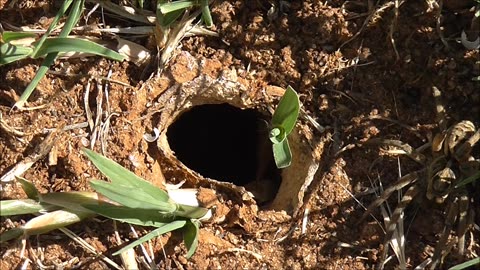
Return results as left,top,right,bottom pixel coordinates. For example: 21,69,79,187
184,219,200,259
271,85,300,136
269,127,286,144
269,86,299,168
82,204,175,227
89,180,177,212
113,220,187,256
82,149,170,202
39,191,103,213
176,204,210,219
272,139,292,168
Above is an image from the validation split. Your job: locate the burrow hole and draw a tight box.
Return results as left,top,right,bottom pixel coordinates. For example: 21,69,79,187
167,103,281,204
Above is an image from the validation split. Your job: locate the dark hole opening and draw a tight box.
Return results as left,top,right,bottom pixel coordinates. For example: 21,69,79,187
167,103,281,204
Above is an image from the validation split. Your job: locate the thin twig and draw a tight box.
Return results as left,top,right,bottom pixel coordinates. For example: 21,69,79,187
84,79,94,131
339,1,394,49
47,70,133,88
301,208,309,235
129,225,156,269
434,0,449,49
0,112,27,136
274,224,298,243
59,227,123,270
113,221,139,270
388,0,405,60
223,248,263,261
90,79,104,149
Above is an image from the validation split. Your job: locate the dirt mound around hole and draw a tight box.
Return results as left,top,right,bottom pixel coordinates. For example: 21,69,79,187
145,51,329,223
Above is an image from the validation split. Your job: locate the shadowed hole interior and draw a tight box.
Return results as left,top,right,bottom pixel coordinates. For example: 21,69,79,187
166,103,281,202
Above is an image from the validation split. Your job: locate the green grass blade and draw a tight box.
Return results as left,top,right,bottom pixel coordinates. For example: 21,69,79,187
15,0,84,108
271,86,300,136
82,149,170,202
183,219,199,259
159,0,195,14
176,204,209,219
448,257,480,270
30,0,74,56
138,0,144,9
39,191,103,213
455,171,480,188
0,43,32,65
0,228,24,243
113,220,187,256
1,31,37,43
82,204,175,227
156,6,185,28
33,37,124,61
23,209,93,236
0,199,59,216
16,176,39,200
200,0,212,27
14,53,56,108
89,180,177,212
272,139,292,168
58,0,84,37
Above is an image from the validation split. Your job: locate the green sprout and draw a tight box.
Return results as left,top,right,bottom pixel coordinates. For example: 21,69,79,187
0,0,124,109
0,149,209,259
157,0,213,28
269,86,300,168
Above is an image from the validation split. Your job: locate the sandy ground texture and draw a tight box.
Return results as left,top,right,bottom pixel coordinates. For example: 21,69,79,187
1,0,479,269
